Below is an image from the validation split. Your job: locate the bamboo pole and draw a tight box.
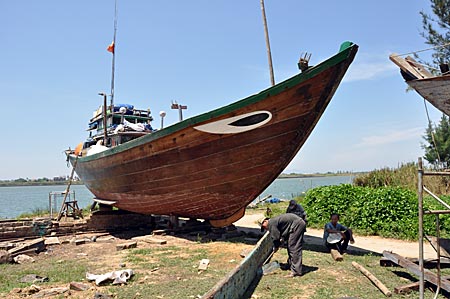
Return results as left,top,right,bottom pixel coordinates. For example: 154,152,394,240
260,0,275,86
352,261,392,297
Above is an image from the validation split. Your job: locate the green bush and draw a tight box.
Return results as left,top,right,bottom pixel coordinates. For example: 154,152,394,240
302,184,450,240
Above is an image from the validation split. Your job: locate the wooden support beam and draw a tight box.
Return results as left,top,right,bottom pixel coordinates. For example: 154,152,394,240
383,251,450,293
352,261,392,297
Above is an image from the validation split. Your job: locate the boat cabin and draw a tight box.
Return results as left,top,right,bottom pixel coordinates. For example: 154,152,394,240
83,103,154,152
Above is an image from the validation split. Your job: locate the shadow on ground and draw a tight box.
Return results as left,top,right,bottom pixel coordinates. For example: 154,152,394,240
238,226,382,257
105,222,381,258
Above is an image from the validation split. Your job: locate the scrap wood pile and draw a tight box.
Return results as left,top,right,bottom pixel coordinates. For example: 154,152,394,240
382,250,450,297
338,250,450,297
0,237,46,264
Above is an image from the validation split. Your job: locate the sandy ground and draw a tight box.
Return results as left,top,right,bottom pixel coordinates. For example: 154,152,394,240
235,213,438,259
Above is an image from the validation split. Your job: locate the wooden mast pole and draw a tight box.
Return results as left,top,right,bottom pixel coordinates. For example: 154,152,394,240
109,0,118,108
260,0,275,86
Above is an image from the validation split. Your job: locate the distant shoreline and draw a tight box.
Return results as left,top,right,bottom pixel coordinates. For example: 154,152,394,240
278,173,362,179
0,181,84,187
0,172,362,187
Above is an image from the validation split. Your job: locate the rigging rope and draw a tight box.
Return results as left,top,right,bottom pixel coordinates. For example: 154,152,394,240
423,99,442,169
392,41,450,58
393,42,449,169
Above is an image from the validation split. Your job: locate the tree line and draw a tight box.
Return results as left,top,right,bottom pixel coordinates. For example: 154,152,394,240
418,0,450,168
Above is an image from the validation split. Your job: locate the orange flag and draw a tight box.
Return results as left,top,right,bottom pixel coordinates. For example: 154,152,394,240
107,41,115,54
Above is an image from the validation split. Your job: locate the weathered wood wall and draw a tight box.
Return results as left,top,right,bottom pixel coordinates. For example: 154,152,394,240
201,232,272,299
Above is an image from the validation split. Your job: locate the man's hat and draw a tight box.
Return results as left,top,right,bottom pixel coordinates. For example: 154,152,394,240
260,217,270,232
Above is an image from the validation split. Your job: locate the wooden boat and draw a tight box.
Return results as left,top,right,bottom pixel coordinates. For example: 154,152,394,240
66,41,358,227
390,54,450,116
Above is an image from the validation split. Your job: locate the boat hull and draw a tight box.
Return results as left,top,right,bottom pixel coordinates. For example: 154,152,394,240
408,75,450,116
390,53,450,116
69,42,358,226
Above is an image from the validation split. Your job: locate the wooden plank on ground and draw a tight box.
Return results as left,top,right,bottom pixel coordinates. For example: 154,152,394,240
383,251,450,293
394,281,420,294
198,259,210,271
116,241,137,251
330,249,343,261
132,236,167,245
395,275,450,294
7,238,45,256
352,261,392,297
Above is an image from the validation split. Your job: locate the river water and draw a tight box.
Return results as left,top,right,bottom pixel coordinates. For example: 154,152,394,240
0,175,353,219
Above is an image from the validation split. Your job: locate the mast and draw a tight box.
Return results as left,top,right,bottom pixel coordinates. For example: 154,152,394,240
109,0,118,108
260,0,275,86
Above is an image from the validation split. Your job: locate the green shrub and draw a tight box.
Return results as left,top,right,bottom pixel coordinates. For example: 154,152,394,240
302,184,450,240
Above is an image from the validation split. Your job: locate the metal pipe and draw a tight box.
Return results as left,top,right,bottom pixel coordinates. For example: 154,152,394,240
425,210,450,214
436,214,441,295
99,93,108,143
418,157,424,299
423,171,450,176
424,186,450,210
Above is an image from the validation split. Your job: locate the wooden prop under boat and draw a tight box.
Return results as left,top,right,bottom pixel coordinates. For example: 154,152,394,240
66,41,358,227
390,54,450,116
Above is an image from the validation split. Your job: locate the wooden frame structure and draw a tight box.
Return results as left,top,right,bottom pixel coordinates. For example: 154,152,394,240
417,157,450,298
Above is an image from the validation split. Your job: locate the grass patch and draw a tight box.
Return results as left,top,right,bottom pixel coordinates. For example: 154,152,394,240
251,248,450,299
17,208,50,219
0,257,87,294
246,200,290,217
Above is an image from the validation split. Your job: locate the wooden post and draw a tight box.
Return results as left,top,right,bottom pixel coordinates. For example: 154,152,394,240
169,215,179,229
330,249,343,261
352,261,392,297
57,156,78,221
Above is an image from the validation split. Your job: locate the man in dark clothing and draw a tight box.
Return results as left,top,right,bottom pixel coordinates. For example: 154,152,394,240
260,213,306,277
286,199,307,223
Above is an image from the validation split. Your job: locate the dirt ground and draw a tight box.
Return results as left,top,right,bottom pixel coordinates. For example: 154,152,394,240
5,229,253,299
3,213,440,298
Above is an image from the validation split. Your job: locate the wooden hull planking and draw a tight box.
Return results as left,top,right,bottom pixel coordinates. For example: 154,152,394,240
408,75,450,116
69,42,358,226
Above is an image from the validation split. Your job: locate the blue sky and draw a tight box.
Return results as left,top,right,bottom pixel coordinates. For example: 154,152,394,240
0,0,443,180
